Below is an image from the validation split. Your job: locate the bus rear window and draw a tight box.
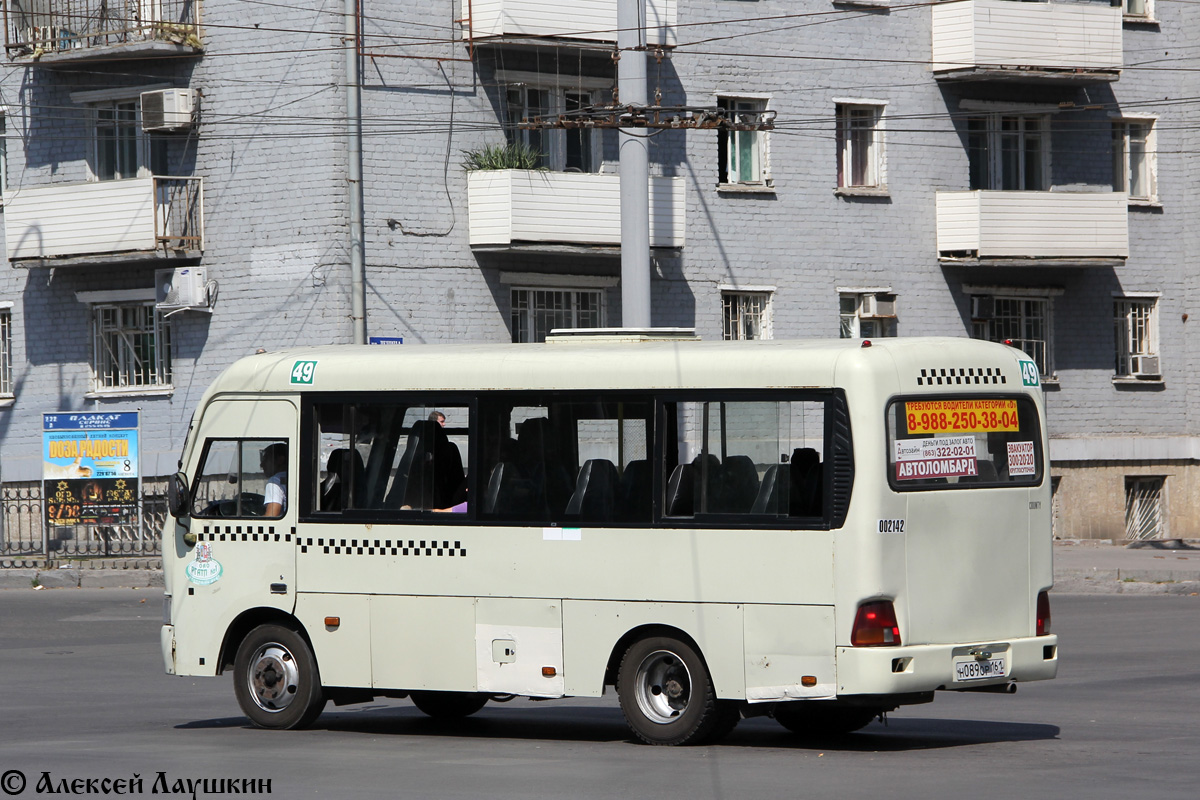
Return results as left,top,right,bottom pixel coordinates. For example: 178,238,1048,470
886,396,1043,490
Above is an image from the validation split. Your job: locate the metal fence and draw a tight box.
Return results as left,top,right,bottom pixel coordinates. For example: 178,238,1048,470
4,0,201,56
1,481,167,560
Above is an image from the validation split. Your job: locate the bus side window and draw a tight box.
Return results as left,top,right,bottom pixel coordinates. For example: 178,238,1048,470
192,438,289,519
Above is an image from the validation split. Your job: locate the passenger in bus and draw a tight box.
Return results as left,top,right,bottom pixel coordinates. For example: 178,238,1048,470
428,410,446,427
261,442,288,517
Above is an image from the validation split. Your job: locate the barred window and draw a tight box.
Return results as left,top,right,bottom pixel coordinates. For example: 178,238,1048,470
0,308,12,396
1113,298,1159,378
971,295,1051,377
722,291,772,340
91,302,172,391
511,288,604,344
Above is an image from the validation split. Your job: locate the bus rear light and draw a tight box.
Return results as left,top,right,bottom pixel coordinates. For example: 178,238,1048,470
851,600,901,646
1036,591,1051,636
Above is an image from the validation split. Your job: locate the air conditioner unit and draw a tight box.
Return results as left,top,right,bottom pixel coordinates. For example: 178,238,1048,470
971,295,995,321
141,88,195,132
1130,354,1161,377
861,293,897,318
156,267,209,312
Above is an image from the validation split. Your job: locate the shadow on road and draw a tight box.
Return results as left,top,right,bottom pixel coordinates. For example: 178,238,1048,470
176,704,1059,751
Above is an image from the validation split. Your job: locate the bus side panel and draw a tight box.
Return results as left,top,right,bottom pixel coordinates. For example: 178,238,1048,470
370,595,477,692
561,601,744,699
295,593,372,688
475,597,565,698
743,604,836,702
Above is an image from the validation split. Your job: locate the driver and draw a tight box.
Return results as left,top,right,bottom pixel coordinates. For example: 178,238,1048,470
261,442,288,517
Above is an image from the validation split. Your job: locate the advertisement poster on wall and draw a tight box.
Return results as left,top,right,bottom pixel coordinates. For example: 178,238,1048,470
42,412,140,527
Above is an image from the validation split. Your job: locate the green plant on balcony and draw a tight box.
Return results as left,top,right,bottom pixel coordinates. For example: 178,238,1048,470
461,142,546,171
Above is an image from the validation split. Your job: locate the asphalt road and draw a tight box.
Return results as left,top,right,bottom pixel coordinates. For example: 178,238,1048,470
1,590,1197,799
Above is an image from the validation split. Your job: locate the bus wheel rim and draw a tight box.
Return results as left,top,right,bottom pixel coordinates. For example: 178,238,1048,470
634,649,692,724
247,643,300,713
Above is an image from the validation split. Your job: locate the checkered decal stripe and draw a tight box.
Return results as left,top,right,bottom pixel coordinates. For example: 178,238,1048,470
916,367,1007,386
197,525,292,543
299,538,467,558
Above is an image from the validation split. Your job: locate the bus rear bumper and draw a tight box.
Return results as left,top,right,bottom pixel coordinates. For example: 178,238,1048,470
835,634,1058,696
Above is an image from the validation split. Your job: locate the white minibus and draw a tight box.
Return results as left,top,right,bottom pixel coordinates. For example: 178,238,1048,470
161,333,1057,744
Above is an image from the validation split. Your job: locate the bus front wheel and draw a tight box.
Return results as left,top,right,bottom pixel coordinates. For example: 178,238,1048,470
410,691,489,719
617,636,736,745
233,623,327,730
773,701,881,736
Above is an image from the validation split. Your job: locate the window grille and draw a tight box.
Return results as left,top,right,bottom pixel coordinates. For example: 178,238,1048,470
723,292,772,340
0,309,12,395
92,302,172,390
972,296,1050,376
1125,477,1164,540
1113,298,1158,376
511,288,603,343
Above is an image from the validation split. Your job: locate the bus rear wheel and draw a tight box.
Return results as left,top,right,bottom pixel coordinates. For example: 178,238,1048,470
617,636,735,745
233,623,326,730
773,701,881,736
410,691,489,719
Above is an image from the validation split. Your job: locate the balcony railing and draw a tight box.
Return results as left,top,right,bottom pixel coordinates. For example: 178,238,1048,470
5,176,203,263
932,0,1121,80
4,0,201,61
468,170,685,249
936,190,1127,261
466,0,675,46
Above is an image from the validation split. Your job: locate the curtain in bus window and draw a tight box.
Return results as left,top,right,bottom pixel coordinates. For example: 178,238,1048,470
662,399,826,519
478,396,651,525
885,396,1043,489
314,402,468,513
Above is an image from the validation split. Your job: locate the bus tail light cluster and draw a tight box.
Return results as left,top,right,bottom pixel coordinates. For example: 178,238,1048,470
851,600,901,646
1036,591,1051,636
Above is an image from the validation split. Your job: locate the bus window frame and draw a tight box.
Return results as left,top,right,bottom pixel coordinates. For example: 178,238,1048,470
296,388,853,530
883,392,1045,493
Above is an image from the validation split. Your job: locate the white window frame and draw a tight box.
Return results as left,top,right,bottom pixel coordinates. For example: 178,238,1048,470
966,112,1051,191
72,84,172,183
499,75,607,174
510,284,607,343
1112,115,1158,204
968,291,1055,379
838,288,897,339
721,289,773,340
84,294,173,395
1113,295,1160,379
835,100,886,192
717,94,771,187
0,109,7,205
0,302,13,400
1123,0,1154,21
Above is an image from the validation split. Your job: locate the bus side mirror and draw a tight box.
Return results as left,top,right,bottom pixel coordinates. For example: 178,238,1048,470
168,472,191,518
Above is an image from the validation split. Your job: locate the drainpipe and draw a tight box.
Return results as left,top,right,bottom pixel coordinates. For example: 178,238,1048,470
617,0,651,328
347,0,366,343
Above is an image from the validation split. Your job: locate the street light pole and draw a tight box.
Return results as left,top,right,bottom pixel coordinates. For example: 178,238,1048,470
617,0,651,328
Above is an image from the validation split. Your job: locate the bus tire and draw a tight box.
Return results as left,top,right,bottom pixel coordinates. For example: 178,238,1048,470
233,623,326,730
410,691,489,719
773,701,881,736
617,636,724,746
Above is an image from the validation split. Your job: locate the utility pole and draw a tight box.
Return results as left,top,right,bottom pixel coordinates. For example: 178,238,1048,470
617,0,651,328
346,0,366,344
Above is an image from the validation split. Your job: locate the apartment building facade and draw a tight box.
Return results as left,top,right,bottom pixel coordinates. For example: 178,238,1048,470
0,0,1195,544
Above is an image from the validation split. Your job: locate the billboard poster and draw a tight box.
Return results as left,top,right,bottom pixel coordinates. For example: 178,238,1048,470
42,412,140,527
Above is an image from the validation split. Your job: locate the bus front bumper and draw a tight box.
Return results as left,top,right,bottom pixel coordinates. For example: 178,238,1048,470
835,634,1058,696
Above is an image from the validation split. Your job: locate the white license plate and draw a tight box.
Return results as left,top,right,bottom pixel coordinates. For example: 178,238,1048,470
954,656,1007,682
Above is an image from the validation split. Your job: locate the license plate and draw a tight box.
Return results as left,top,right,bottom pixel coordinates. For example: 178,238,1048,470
954,656,1006,682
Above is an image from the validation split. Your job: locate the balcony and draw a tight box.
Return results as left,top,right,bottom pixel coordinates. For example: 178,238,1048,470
936,190,1128,263
467,170,685,250
4,0,202,64
6,177,203,265
932,0,1121,82
466,0,675,47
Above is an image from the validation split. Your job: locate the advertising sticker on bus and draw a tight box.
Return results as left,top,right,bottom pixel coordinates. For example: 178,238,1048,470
895,435,978,481
905,399,1020,435
1007,441,1037,476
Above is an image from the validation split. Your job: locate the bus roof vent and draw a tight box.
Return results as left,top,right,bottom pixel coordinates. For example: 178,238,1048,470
915,367,1007,386
545,328,701,344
